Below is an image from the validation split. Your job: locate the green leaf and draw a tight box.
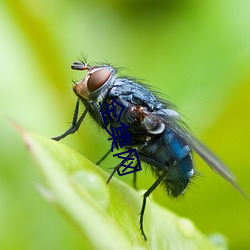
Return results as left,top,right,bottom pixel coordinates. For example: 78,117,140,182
19,128,226,250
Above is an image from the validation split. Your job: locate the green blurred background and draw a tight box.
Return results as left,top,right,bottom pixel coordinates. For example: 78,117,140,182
1,0,250,249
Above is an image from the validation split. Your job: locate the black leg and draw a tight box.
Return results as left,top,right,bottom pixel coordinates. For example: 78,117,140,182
106,150,136,184
52,100,88,141
106,163,122,184
140,172,166,240
107,161,138,188
132,163,139,189
107,161,139,188
96,149,111,165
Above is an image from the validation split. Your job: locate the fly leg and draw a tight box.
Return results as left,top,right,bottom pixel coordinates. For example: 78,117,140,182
99,150,139,189
132,163,139,189
52,98,107,141
96,149,111,165
52,99,89,141
140,172,167,240
106,163,122,184
106,150,136,184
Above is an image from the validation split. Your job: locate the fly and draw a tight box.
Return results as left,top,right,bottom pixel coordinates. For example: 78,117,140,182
52,60,247,240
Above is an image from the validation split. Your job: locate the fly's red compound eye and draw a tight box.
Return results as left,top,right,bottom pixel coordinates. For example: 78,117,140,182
87,68,111,92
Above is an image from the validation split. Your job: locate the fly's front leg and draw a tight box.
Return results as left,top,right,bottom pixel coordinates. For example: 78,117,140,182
52,99,89,141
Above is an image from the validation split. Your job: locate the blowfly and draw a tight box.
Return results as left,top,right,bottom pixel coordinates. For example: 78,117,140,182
52,60,246,240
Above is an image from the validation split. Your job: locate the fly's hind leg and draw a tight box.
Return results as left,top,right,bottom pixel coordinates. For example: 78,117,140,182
139,172,167,240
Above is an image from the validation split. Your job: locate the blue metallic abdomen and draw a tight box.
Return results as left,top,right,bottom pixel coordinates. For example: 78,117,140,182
138,128,194,197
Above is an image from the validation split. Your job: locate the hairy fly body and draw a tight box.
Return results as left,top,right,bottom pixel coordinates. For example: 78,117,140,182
52,60,246,240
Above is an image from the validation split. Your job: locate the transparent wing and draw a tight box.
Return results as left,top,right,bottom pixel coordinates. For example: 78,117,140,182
148,111,247,198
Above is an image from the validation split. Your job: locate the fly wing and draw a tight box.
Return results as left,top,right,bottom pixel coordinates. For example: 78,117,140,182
170,122,247,198
150,110,247,198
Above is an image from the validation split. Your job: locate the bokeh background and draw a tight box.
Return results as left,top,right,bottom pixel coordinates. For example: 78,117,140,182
1,0,250,249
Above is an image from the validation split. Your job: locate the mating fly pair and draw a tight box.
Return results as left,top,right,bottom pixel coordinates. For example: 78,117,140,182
52,60,246,240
